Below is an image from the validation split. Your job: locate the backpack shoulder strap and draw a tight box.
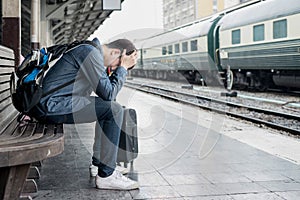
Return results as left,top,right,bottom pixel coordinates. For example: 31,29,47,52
46,40,100,61
66,40,101,52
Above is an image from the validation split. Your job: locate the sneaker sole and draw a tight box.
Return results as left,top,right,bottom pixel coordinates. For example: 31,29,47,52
95,183,139,190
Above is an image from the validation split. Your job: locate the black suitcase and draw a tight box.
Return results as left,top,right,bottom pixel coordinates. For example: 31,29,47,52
117,108,138,166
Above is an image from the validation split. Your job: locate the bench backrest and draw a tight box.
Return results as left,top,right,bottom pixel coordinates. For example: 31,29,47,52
0,45,18,133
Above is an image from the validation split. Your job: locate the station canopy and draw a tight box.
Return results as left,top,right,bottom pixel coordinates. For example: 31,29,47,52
21,0,123,51
46,0,124,44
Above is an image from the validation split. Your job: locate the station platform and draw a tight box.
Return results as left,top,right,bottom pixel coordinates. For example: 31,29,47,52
35,87,300,199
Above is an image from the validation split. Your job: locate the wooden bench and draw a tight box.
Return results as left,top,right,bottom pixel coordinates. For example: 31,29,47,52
0,45,65,200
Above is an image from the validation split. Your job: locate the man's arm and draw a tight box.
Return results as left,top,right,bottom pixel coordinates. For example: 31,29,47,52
93,49,137,100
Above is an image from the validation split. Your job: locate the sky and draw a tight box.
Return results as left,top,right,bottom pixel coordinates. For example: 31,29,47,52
89,0,164,43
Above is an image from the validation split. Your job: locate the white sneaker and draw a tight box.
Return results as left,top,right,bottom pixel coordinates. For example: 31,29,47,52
116,165,129,175
95,170,139,190
89,164,129,177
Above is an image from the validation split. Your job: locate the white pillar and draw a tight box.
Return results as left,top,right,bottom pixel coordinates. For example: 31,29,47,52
31,0,40,49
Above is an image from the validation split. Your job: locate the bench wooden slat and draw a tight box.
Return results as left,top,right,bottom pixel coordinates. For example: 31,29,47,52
0,45,15,135
0,124,64,167
0,123,35,145
0,45,64,200
0,98,12,113
0,121,26,140
0,46,15,59
0,74,11,83
0,67,14,74
0,59,15,67
0,123,62,148
0,91,11,108
0,88,10,100
0,105,18,135
0,80,10,88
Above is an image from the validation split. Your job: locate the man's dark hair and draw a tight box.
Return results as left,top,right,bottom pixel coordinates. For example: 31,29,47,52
107,39,136,56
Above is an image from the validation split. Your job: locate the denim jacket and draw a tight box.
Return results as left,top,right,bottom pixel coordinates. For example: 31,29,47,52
38,38,127,116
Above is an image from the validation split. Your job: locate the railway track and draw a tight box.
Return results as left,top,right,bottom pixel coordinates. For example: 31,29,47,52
125,81,300,136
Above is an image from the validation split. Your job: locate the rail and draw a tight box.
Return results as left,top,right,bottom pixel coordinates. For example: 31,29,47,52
125,81,300,136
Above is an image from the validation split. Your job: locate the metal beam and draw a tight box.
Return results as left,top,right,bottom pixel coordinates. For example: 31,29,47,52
52,20,64,31
46,0,77,19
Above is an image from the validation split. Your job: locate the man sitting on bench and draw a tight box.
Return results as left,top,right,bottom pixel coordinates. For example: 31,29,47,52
29,38,139,190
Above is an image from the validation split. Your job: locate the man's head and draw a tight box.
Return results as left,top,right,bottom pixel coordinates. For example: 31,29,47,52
103,39,137,69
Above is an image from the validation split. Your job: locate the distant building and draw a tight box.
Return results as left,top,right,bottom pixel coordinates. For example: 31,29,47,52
163,0,195,30
163,0,251,29
223,0,251,8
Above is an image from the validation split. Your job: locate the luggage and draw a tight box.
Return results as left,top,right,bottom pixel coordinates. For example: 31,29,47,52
117,108,138,166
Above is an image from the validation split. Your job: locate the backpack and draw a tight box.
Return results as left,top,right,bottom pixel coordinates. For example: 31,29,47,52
10,40,98,115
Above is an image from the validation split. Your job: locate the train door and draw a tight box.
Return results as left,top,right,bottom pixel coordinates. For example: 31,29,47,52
214,26,221,69
207,15,223,71
206,15,223,86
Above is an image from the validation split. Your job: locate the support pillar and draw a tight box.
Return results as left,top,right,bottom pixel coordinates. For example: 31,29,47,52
40,1,51,47
2,0,21,67
31,0,40,49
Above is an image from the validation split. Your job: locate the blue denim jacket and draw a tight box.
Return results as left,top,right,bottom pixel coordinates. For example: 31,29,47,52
39,38,127,116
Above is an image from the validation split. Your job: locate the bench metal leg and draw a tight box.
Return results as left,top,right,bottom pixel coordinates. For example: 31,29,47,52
31,161,42,168
0,164,31,200
22,179,38,193
28,166,40,179
19,195,33,200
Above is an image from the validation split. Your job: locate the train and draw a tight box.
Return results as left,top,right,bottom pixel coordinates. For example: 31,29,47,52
130,0,300,91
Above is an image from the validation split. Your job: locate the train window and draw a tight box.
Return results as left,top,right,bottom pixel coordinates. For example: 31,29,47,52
253,24,265,41
190,40,198,51
182,42,188,52
168,45,173,54
273,19,287,39
162,46,167,55
232,29,240,44
175,43,180,53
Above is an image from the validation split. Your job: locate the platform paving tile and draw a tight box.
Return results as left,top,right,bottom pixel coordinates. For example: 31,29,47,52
256,180,300,192
213,182,270,194
158,162,237,176
33,190,84,200
201,172,252,184
34,189,133,200
162,173,210,185
136,171,170,187
262,160,300,171
229,192,285,200
129,185,181,199
228,162,276,173
34,88,300,199
172,183,226,197
184,196,234,200
241,170,293,182
36,127,300,199
275,191,300,199
278,169,300,181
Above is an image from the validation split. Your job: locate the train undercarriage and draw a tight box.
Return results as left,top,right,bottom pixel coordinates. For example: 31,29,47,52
130,68,300,91
230,70,300,91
